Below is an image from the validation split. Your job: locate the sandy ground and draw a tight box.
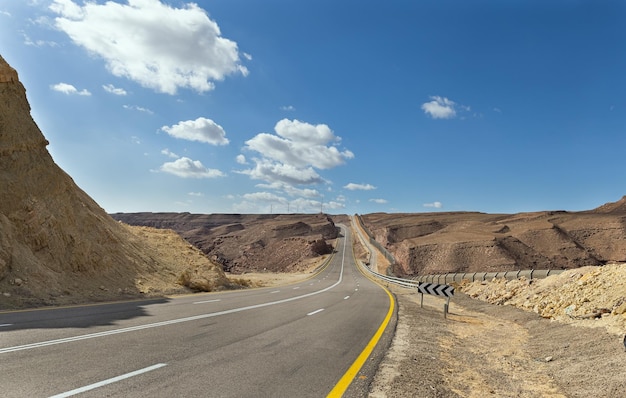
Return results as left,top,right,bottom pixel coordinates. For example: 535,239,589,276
368,283,626,397
226,270,315,287
226,255,329,288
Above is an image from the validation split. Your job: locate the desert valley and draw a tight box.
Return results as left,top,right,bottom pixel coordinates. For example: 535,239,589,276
2,54,626,396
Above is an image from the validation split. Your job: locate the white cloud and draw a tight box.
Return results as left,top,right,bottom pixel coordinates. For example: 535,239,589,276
160,148,179,159
241,119,352,187
257,182,320,199
243,192,286,203
240,158,323,186
159,157,224,178
423,201,443,209
23,32,58,47
369,198,388,204
245,119,353,170
161,117,229,145
50,0,248,94
131,136,141,144
123,104,153,114
236,154,247,164
238,119,353,208
280,105,295,111
103,84,127,95
50,82,91,96
421,96,457,119
188,192,204,197
283,186,320,198
50,0,84,19
344,183,376,191
325,201,346,210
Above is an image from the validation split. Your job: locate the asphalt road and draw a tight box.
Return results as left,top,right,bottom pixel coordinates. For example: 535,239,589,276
0,225,395,398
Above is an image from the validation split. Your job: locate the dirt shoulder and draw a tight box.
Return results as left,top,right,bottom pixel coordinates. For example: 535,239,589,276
228,255,330,288
369,285,626,397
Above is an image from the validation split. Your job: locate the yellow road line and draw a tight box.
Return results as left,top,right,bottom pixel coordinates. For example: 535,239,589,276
327,270,395,397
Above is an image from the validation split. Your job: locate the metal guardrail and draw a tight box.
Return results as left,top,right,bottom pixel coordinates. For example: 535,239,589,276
413,269,565,284
358,260,420,289
359,258,564,289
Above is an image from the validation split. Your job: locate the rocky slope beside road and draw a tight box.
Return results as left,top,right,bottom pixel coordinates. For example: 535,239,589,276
361,200,626,276
0,55,239,310
459,262,626,336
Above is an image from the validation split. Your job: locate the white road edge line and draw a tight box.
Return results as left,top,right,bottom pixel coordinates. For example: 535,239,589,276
344,296,350,300
0,324,13,328
270,290,280,294
307,309,324,316
193,299,221,304
0,228,347,355
48,363,167,398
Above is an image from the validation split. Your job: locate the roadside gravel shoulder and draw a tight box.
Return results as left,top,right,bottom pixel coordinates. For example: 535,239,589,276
369,285,626,397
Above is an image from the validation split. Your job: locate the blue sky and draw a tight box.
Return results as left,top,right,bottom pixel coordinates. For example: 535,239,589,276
1,0,625,215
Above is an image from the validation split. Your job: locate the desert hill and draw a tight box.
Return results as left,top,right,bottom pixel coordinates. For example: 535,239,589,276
360,199,626,276
0,55,236,310
111,213,339,274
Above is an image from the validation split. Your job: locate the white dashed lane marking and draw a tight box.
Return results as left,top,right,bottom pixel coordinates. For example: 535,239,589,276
49,363,167,398
193,299,221,304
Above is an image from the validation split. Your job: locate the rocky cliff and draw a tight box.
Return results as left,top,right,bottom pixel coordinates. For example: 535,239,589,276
0,55,231,309
361,199,626,276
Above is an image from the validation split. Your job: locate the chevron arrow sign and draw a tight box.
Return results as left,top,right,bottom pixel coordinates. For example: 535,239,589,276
417,282,454,298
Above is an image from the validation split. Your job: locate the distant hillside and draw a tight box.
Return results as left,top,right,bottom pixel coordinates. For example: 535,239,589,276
590,195,626,214
111,213,339,274
361,199,626,276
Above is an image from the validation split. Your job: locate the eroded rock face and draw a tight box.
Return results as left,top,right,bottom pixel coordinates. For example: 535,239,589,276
0,55,230,308
362,204,626,276
111,213,340,274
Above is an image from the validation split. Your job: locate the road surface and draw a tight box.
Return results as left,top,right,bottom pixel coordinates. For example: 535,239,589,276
0,225,394,397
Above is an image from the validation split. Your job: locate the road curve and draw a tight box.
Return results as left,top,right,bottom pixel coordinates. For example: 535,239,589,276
0,225,395,397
